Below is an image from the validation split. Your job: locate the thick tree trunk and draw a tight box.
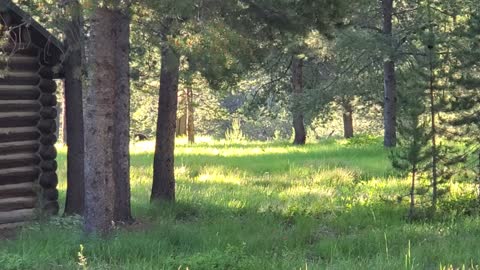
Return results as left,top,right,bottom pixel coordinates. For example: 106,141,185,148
186,85,195,144
112,10,132,223
382,0,397,147
63,0,85,217
342,101,354,139
291,56,306,145
151,42,180,202
84,7,117,235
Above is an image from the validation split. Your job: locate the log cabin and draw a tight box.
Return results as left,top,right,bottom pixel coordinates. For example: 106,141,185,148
0,0,63,229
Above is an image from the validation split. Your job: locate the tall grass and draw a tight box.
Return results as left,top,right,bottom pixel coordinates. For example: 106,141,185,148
1,137,479,269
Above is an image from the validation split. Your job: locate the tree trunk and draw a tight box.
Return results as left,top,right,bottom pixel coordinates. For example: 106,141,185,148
112,10,133,223
63,0,85,217
58,82,67,144
176,90,187,137
408,164,416,222
151,42,180,202
84,7,117,235
382,0,397,147
477,149,480,202
291,56,306,145
187,85,195,144
429,50,438,212
342,101,354,139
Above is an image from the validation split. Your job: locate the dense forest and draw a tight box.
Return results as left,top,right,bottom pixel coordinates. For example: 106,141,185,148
0,0,479,269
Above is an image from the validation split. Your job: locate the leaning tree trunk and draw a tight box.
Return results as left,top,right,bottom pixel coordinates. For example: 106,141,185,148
63,0,85,216
382,0,397,147
342,100,354,139
112,10,133,223
291,56,306,145
151,42,180,202
84,7,117,235
186,84,195,144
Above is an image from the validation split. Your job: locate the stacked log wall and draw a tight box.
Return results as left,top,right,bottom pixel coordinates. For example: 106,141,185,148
0,24,59,228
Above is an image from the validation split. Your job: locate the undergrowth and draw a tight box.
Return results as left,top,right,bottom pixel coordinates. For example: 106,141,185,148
1,137,479,269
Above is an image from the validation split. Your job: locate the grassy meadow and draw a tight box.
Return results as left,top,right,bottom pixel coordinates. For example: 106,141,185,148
1,137,480,269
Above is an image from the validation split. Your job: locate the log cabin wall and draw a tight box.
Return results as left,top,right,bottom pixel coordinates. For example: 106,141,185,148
0,6,62,228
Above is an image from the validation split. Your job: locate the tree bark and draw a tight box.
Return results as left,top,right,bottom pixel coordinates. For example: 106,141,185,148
429,50,438,212
63,0,85,217
477,149,480,202
84,7,117,235
408,164,416,222
342,101,354,139
112,10,133,223
291,56,306,145
382,0,397,147
186,84,195,144
176,91,187,136
151,42,180,202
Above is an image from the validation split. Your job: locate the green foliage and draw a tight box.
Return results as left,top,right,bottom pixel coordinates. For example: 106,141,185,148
224,118,245,142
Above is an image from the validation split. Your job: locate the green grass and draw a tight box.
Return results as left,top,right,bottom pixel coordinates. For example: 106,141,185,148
1,137,480,269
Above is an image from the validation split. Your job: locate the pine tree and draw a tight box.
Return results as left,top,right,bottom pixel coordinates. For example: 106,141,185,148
391,71,430,221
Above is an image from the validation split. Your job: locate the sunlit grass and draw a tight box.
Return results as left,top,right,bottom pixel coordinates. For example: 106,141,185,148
1,137,480,269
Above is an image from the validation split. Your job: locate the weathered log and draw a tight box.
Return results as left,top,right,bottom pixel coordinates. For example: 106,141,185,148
39,52,62,67
0,182,36,199
0,166,40,185
0,208,35,224
37,119,56,134
0,127,40,143
1,44,39,57
0,85,40,100
0,221,28,230
38,79,57,93
38,67,55,79
40,160,57,172
39,145,57,160
0,100,41,113
0,55,39,71
39,93,57,106
39,172,58,189
39,134,57,145
0,153,40,170
0,71,40,85
0,112,40,128
0,197,37,211
0,141,39,155
39,107,57,119
42,201,59,215
42,188,58,201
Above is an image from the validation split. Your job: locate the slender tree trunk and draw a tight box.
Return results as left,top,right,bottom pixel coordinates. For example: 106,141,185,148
408,164,416,222
429,53,438,212
63,0,85,216
382,0,397,147
60,83,67,144
84,7,117,235
291,56,306,145
342,101,354,139
112,10,133,223
176,90,187,136
187,85,195,144
151,42,180,202
477,149,480,202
